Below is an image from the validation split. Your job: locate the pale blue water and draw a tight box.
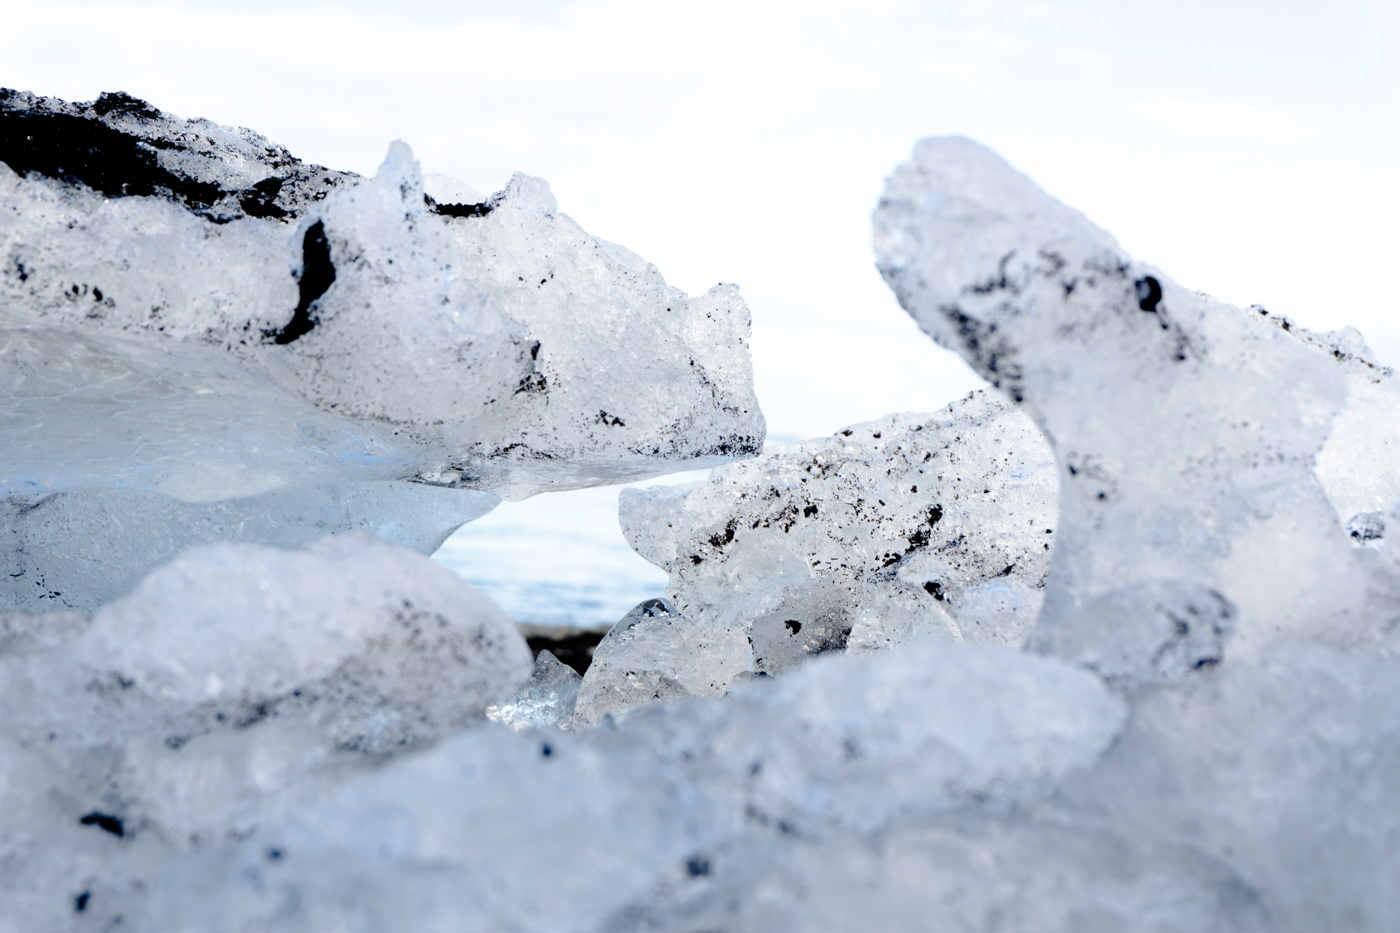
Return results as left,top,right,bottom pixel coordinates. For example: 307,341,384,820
431,471,709,629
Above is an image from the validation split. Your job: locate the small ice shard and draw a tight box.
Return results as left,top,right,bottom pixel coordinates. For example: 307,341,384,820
1055,641,1400,931
619,390,1058,670
873,136,1367,657
572,598,749,728
486,649,582,731
0,89,764,506
0,481,499,613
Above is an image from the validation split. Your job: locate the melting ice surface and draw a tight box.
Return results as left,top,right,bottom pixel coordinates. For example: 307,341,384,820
5,92,1400,932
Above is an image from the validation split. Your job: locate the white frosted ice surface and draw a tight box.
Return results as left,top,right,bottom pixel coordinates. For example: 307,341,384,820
573,597,749,728
0,533,531,928
614,389,1058,698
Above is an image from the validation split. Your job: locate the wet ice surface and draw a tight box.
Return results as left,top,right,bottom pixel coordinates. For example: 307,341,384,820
6,94,1400,931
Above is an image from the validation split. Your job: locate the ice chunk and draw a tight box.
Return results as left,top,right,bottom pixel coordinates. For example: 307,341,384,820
486,649,582,731
873,136,1369,657
572,598,748,728
1034,579,1237,691
0,532,533,921
141,643,1124,932
0,481,498,613
0,89,764,505
78,533,529,722
620,390,1058,667
1055,642,1400,931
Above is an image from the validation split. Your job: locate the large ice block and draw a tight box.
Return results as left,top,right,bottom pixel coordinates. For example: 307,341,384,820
0,89,764,504
872,136,1382,658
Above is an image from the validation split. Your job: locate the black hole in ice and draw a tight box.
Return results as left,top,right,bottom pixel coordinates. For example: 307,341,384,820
928,505,943,525
1135,276,1162,312
425,194,494,218
0,105,228,210
75,891,90,912
79,812,124,837
784,619,802,635
923,581,945,601
541,743,553,757
803,505,818,518
266,221,335,345
686,855,712,877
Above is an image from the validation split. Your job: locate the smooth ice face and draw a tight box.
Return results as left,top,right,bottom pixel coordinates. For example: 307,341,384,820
1,481,499,613
140,643,1125,933
0,90,764,504
873,136,1378,657
618,390,1059,676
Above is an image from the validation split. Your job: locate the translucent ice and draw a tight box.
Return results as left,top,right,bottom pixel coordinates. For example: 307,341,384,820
619,390,1059,679
0,533,531,926
572,597,749,728
141,643,1124,933
0,89,764,505
486,649,582,732
873,136,1377,659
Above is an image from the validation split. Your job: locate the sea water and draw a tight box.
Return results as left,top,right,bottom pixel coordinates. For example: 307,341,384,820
432,471,712,629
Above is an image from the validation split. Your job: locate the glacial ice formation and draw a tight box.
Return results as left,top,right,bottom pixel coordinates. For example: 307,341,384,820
619,390,1058,664
0,533,531,927
1,87,763,607
0,89,762,503
872,136,1399,661
5,107,1400,931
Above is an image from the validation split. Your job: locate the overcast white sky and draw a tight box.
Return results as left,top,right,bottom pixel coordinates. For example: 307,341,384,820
5,0,1398,439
